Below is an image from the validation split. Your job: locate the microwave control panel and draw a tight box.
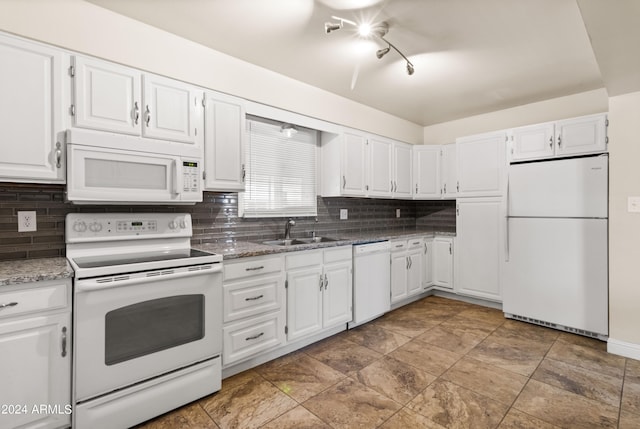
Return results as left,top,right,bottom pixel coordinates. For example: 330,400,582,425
182,160,200,194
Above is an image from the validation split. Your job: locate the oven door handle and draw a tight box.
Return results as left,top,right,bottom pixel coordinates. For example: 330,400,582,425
75,264,222,292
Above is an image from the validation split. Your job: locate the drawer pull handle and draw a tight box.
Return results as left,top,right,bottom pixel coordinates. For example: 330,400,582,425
395,244,404,248
246,332,264,341
245,294,264,301
0,302,18,310
245,266,264,271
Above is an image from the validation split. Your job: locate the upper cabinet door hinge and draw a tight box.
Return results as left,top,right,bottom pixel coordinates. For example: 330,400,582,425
202,97,206,108
285,326,288,334
202,170,207,180
70,105,75,116
605,118,609,127
285,279,288,289
69,65,75,77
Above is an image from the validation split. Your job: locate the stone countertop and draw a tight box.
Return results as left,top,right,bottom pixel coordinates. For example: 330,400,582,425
195,230,455,260
0,257,74,287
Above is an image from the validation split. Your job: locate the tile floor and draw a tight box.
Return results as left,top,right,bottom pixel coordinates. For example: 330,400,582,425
136,296,640,428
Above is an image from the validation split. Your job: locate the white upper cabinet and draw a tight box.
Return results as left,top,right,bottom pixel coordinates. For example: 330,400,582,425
555,113,607,157
71,55,203,149
142,73,202,144
441,143,458,199
456,131,506,197
509,113,607,162
341,131,368,196
203,91,246,191
0,34,66,183
72,56,140,135
368,136,393,197
510,122,555,161
413,145,440,199
393,142,413,198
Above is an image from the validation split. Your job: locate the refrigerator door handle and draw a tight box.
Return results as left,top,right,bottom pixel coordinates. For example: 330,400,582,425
505,172,510,262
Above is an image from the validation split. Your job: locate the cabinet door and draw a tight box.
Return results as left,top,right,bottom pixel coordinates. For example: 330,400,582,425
322,261,352,328
406,248,423,296
455,198,503,301
341,132,367,196
73,55,141,135
393,142,413,198
286,267,323,341
390,252,408,304
413,145,440,199
0,35,65,182
556,113,607,157
367,136,392,197
441,143,457,199
432,237,453,289
457,132,506,197
0,312,71,429
204,92,246,191
142,73,202,146
423,239,433,287
510,122,555,162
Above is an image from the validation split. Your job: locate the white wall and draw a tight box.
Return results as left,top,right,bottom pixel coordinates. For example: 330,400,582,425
608,91,640,357
0,0,423,144
423,89,609,144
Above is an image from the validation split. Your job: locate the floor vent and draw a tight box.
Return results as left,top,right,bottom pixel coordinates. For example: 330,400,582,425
504,313,607,341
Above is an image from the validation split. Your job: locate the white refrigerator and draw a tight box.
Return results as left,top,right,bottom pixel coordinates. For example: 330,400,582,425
502,154,608,339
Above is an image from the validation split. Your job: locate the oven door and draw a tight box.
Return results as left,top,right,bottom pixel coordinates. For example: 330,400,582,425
67,144,202,204
73,264,222,402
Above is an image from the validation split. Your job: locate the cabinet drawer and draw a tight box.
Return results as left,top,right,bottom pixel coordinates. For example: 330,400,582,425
224,256,283,281
390,240,407,252
407,237,424,249
0,281,68,319
323,246,352,264
223,310,285,366
223,274,284,323
286,250,322,270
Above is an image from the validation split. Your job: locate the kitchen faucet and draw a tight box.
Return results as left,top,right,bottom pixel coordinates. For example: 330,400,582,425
284,218,295,239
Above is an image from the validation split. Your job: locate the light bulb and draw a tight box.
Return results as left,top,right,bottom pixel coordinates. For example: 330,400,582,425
357,23,372,37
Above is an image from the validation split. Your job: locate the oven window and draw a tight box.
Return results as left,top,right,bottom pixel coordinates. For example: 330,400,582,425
105,295,204,365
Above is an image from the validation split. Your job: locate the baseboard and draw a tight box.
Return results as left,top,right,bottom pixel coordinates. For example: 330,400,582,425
607,338,640,361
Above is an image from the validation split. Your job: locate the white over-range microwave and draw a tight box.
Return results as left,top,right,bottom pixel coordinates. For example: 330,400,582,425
66,129,202,204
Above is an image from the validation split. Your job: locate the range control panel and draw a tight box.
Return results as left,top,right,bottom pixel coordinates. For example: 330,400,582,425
66,213,192,243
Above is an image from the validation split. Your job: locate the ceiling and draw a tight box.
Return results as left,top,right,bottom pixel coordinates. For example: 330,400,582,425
85,0,640,127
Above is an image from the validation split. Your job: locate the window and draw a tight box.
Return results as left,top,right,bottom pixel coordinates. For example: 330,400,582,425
240,118,317,218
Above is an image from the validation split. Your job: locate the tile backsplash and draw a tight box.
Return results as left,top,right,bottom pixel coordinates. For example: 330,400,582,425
0,183,456,261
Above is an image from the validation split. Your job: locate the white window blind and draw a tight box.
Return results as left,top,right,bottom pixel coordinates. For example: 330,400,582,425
240,119,317,218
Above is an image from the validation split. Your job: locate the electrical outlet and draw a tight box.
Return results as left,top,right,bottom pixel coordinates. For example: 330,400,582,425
18,211,37,232
340,209,348,220
396,209,401,218
628,197,640,213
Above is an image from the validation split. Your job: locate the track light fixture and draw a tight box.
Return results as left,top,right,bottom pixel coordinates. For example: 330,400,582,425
324,16,415,76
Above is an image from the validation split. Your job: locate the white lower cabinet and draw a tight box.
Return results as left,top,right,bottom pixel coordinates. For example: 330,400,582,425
455,198,503,302
222,255,285,366
0,280,71,429
422,238,433,288
432,237,454,290
286,247,352,342
390,238,424,304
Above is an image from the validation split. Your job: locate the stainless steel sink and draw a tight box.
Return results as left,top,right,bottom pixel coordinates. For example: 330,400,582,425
261,239,307,246
297,236,341,244
261,237,341,246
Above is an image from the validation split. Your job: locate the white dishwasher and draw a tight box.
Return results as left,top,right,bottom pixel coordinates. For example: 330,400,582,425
349,240,391,328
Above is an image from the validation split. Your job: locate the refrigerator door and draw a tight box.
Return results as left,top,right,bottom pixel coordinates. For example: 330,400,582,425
502,217,608,336
508,155,608,218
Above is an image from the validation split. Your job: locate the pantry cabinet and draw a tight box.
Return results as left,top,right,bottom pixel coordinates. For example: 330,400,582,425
456,131,506,197
509,113,607,162
0,34,66,183
455,198,503,302
71,55,203,148
286,247,352,342
0,280,71,429
203,91,246,191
